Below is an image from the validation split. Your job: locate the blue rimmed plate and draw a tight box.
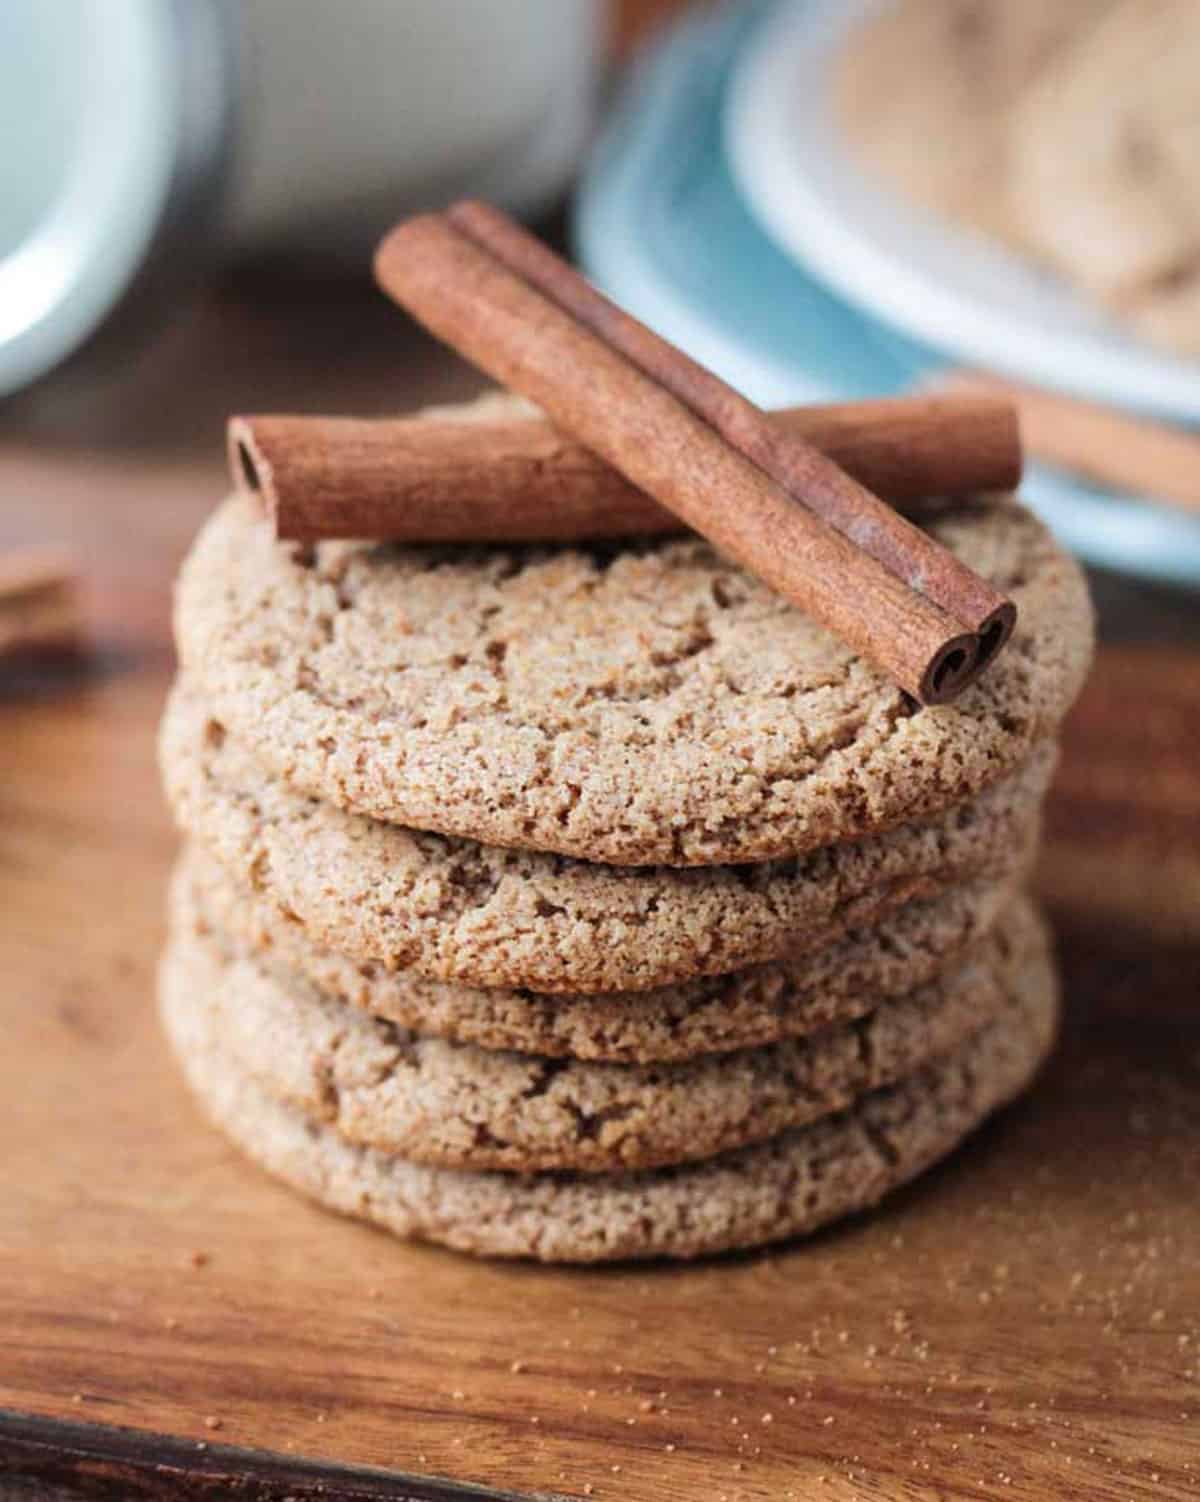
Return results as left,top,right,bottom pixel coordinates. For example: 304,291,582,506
575,1,1200,588
726,0,1200,424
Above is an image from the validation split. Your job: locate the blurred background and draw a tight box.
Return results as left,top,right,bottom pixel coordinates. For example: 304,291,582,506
1,0,1197,997
3,0,1200,567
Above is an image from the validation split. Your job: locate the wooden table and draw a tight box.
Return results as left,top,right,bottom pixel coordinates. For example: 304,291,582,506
2,286,1198,1501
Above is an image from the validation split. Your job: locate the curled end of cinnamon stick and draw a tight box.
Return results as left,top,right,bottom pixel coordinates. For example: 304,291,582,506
227,417,277,525
917,630,981,706
975,600,1019,669
917,600,1017,705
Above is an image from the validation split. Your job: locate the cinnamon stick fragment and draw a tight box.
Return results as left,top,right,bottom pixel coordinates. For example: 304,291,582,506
232,396,1021,544
448,199,1016,668
0,547,81,658
944,370,1200,517
375,212,981,704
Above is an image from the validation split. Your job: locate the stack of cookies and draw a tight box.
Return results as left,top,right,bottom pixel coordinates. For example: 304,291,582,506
159,405,1093,1261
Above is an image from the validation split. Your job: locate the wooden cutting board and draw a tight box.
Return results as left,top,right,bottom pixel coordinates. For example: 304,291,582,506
2,304,1198,1502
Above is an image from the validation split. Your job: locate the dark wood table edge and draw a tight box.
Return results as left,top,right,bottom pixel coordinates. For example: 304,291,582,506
0,1410,545,1502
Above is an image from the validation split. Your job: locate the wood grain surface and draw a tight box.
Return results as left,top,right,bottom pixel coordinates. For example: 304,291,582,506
1,286,1198,1501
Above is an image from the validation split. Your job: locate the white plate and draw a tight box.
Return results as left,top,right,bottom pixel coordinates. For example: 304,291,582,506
725,0,1200,424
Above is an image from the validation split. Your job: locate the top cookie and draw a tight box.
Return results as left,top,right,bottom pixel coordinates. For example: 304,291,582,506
175,478,1092,864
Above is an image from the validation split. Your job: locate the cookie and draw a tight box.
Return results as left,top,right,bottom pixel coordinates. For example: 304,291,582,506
836,0,1107,253
161,922,1057,1260
178,845,1023,1061
161,893,1046,1174
173,470,1092,864
1008,0,1200,355
160,683,1051,993
837,0,1200,360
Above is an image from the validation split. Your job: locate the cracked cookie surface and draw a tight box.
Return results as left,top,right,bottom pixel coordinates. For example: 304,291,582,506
161,683,1050,993
177,846,1024,1061
173,449,1092,864
162,891,1047,1174
161,916,1056,1260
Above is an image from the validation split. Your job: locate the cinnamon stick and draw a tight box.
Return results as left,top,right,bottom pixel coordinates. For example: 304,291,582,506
944,371,1200,517
448,199,1016,668
374,211,983,704
0,547,81,658
231,395,1021,544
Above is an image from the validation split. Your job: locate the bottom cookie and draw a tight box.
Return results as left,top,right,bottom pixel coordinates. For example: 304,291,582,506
161,928,1057,1262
